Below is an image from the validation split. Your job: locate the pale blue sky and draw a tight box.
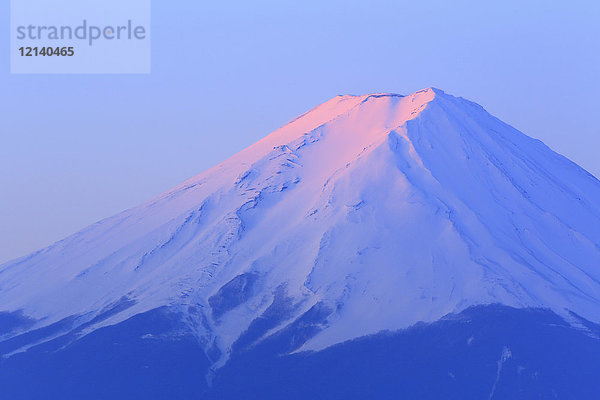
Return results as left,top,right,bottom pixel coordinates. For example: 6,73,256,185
1,0,599,263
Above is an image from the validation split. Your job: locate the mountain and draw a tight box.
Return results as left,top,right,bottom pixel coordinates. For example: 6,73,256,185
2,88,600,399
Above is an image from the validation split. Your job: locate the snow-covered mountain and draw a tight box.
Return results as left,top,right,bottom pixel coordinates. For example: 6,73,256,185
2,88,600,399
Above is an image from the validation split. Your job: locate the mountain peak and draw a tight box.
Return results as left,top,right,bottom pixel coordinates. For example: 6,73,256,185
251,87,449,161
2,88,600,366
337,86,445,99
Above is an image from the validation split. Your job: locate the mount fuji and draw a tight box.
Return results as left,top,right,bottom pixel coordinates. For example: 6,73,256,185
2,88,600,399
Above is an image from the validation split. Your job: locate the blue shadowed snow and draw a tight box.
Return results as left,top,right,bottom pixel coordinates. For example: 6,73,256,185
1,304,600,399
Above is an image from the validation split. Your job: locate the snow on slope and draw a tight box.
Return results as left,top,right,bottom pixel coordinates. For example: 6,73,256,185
2,88,600,363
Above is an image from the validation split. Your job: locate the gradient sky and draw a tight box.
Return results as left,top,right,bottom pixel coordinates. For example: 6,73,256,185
1,0,599,264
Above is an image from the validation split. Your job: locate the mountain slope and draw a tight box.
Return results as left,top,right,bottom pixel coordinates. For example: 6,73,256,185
1,88,600,379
